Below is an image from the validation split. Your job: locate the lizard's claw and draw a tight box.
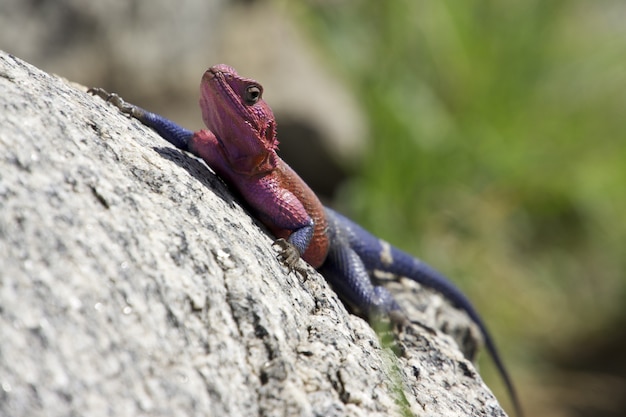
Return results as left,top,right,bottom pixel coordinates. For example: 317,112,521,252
88,87,140,118
274,238,308,277
388,310,412,331
383,308,438,336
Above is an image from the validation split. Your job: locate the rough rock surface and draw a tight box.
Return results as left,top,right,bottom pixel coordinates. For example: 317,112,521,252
0,51,507,417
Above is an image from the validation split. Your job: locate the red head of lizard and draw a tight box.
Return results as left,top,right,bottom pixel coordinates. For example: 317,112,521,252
199,64,278,176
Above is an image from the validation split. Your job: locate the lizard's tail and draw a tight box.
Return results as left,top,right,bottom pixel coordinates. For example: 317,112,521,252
391,251,523,417
324,208,523,417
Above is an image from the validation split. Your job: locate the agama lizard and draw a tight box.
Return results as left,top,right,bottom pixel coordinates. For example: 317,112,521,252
89,64,522,416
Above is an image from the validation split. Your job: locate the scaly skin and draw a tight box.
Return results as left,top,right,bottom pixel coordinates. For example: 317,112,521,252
88,64,522,417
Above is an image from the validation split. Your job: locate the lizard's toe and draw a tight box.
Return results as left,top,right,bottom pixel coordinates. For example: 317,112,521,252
88,88,138,117
274,239,308,276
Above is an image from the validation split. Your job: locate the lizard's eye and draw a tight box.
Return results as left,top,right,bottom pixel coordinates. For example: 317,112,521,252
244,85,262,105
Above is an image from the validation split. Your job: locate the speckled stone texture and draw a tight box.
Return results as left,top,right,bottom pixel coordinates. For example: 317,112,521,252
0,51,506,417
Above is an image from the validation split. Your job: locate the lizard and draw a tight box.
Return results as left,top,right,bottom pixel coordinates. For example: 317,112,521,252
89,64,522,417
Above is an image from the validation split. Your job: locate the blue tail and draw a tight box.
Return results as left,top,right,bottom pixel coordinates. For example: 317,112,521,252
325,208,522,416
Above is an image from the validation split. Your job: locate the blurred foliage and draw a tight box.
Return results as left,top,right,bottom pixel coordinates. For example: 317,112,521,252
291,0,626,415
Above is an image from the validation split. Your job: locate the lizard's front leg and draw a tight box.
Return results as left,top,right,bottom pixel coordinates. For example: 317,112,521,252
274,238,308,275
273,218,315,275
245,171,327,272
89,88,193,151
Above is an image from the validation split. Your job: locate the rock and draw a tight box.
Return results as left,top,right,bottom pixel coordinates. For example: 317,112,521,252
0,51,506,417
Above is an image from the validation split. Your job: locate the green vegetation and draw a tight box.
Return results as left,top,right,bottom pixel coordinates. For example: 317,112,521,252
293,0,626,414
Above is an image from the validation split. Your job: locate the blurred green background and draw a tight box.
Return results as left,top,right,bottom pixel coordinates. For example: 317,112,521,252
292,1,626,416
2,0,624,415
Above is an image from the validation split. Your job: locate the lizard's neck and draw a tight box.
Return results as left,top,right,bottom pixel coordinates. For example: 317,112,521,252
226,147,279,176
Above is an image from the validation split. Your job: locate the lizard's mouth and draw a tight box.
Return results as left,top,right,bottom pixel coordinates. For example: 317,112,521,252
202,66,253,126
203,67,231,95
204,65,239,92
205,66,220,80
207,64,236,78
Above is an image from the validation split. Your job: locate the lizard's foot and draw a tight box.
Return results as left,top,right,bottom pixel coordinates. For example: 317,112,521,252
88,87,141,118
274,238,308,277
385,307,438,337
388,310,411,330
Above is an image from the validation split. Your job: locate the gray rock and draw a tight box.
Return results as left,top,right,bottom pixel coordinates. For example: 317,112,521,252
0,51,506,417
